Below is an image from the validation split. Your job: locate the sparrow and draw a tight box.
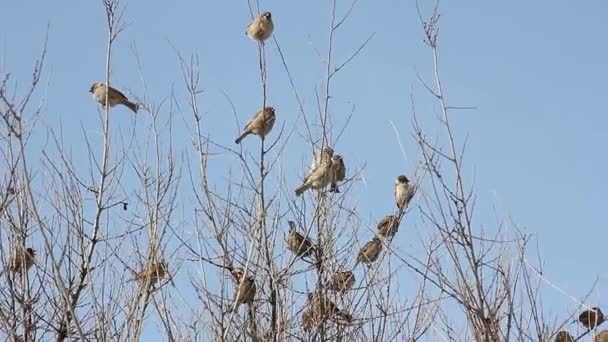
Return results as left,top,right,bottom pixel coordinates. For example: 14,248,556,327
595,330,608,342
231,268,256,307
310,147,334,173
234,107,276,144
553,331,574,342
306,292,352,323
328,154,346,193
579,307,605,329
89,83,138,113
395,175,415,210
137,261,168,286
376,215,400,239
357,237,382,265
287,221,315,258
246,11,274,42
8,247,36,274
327,270,355,293
295,153,333,196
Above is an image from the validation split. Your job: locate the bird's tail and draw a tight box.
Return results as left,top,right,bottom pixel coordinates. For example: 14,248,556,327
295,184,308,196
124,101,139,113
235,131,249,144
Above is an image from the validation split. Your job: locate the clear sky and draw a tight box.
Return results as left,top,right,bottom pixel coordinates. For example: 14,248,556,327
1,0,607,339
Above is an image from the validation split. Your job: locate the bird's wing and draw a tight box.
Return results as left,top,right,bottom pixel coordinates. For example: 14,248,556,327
108,86,129,101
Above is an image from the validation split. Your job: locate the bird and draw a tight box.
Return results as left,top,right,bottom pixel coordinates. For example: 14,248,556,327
8,247,36,274
246,11,274,42
137,260,168,286
595,330,608,342
231,268,256,308
89,83,138,113
295,152,333,196
309,147,334,173
553,331,574,342
328,270,355,293
287,221,315,258
234,107,276,144
328,154,346,193
395,175,415,210
357,237,382,265
376,215,400,239
306,292,352,323
579,307,605,329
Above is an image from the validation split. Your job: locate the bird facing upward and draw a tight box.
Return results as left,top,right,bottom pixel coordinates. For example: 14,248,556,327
246,11,274,42
235,107,276,144
89,83,138,113
328,154,346,193
287,221,315,258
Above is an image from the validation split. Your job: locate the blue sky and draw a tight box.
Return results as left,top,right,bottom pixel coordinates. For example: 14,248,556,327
2,0,608,339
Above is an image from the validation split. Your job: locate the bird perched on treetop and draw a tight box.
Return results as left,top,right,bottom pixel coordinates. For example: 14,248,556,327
328,154,346,193
90,83,138,113
578,307,605,329
553,331,574,342
230,268,256,309
234,107,276,144
376,215,400,239
357,237,382,265
306,292,352,323
137,260,168,287
310,147,334,173
328,270,355,293
287,221,316,259
8,247,36,274
395,175,415,210
295,152,333,196
246,11,274,42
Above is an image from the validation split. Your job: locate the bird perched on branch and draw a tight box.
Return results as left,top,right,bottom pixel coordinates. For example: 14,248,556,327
553,331,574,342
246,11,274,42
328,154,346,193
235,107,276,144
287,221,315,259
90,83,138,113
296,148,334,196
595,330,608,342
8,247,36,274
231,268,256,309
137,260,168,287
302,292,352,331
328,270,355,293
357,237,382,265
395,175,415,210
578,307,605,329
376,215,400,239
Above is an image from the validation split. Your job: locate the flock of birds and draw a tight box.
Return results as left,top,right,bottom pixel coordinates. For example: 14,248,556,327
3,9,606,341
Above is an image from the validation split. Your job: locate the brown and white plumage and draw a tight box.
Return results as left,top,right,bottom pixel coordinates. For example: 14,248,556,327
295,157,332,196
328,270,355,293
579,307,605,329
395,175,415,210
246,11,274,42
595,330,608,342
328,154,346,193
89,82,138,113
235,107,276,144
553,331,574,342
231,268,256,308
309,147,334,174
376,215,400,239
357,237,382,265
8,247,36,274
306,292,352,324
287,221,315,258
137,260,168,286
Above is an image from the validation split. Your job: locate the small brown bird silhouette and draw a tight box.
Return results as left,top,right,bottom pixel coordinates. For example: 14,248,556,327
376,215,400,239
296,152,333,196
231,268,256,308
328,270,355,293
357,237,382,265
553,331,574,342
595,330,608,342
235,107,276,144
137,260,168,286
246,11,274,42
579,307,605,329
328,154,346,193
287,221,315,258
8,247,36,274
90,83,138,113
307,292,352,322
395,175,415,210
